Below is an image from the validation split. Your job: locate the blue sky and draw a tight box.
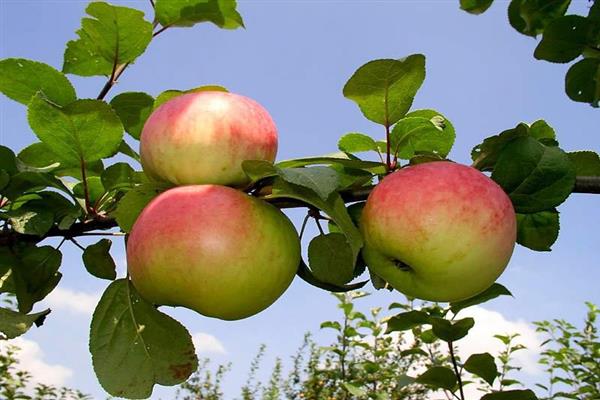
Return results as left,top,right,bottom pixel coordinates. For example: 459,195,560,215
1,1,599,399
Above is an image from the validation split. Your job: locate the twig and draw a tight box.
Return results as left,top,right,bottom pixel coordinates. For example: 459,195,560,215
448,341,465,400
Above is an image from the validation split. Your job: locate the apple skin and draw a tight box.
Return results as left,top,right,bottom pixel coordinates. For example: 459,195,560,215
127,185,300,320
140,91,278,187
361,161,516,302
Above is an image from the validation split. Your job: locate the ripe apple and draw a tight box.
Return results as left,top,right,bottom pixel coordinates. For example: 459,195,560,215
140,91,278,187
360,161,516,302
126,185,300,320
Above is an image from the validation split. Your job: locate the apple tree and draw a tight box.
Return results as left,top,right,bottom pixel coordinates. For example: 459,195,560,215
0,1,599,399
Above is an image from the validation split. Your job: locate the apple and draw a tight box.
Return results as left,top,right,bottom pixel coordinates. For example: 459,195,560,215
360,161,516,302
126,185,301,320
140,91,278,187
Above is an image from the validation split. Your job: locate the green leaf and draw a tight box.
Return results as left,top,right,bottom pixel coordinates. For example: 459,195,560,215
0,307,50,340
308,233,355,286
241,160,278,183
403,109,456,158
11,245,62,313
343,55,426,126
18,142,104,179
460,0,494,14
529,120,556,141
0,58,76,106
155,0,244,29
565,58,600,107
386,310,430,333
430,317,475,342
492,136,576,213
0,170,9,191
118,140,141,162
568,151,600,176
464,353,498,385
114,183,170,232
390,112,455,160
338,133,379,154
276,153,385,173
153,85,229,109
516,209,560,251
508,0,571,37
101,163,140,192
8,208,54,236
110,92,154,140
416,366,457,390
63,2,153,76
90,279,198,398
450,283,513,314
73,176,105,204
471,123,529,171
480,390,538,400
330,165,373,189
28,94,124,165
534,16,591,63
83,239,117,280
343,383,367,397
0,145,18,176
278,167,340,201
296,260,368,293
0,171,70,201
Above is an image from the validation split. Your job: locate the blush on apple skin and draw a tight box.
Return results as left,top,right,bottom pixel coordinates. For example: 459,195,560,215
127,185,300,320
140,91,278,187
361,161,517,302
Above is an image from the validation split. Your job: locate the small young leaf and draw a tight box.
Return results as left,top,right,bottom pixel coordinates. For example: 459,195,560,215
155,0,244,29
27,94,124,165
338,132,379,153
565,58,600,107
386,310,430,333
114,183,170,232
415,366,457,390
529,120,556,141
508,0,571,37
308,233,355,286
460,0,494,14
516,209,560,251
278,167,340,201
430,317,475,342
464,352,498,385
0,58,76,106
480,390,538,400
534,16,591,63
83,239,117,280
492,136,576,213
568,151,600,176
0,307,50,339
110,92,154,140
63,2,153,76
90,279,198,398
153,85,229,109
343,55,426,126
450,283,512,314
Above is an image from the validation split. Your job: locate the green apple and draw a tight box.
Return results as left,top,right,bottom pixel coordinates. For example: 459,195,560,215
140,91,278,187
127,185,300,320
361,161,516,302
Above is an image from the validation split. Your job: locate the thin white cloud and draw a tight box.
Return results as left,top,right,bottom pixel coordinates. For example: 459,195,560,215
1,337,72,387
192,332,227,355
43,287,100,315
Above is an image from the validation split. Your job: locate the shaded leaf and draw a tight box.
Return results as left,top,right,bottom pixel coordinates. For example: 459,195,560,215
460,0,494,14
416,366,457,390
83,239,117,280
153,85,228,109
114,183,171,232
101,162,139,192
8,208,54,236
276,153,385,173
343,55,426,126
471,123,529,171
492,136,576,213
386,310,430,333
0,307,50,339
516,209,560,251
430,317,475,342
534,16,591,63
508,0,571,37
464,352,498,385
568,151,600,176
110,92,154,139
480,390,538,400
90,279,198,398
63,2,153,76
0,58,76,106
565,58,600,107
241,160,278,183
308,233,355,286
279,167,340,201
450,283,513,314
